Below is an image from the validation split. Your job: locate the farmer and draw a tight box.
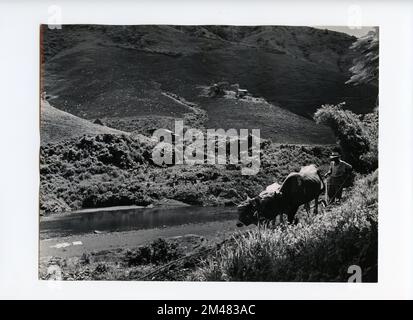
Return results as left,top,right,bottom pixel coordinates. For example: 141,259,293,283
324,152,353,204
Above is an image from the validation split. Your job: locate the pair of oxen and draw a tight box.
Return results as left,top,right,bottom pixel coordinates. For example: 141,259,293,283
237,165,325,227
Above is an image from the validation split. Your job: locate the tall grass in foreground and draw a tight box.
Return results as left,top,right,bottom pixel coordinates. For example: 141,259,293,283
191,171,378,282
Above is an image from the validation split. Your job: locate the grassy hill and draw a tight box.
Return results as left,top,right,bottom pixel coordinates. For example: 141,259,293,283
40,100,127,145
41,25,377,145
199,95,333,144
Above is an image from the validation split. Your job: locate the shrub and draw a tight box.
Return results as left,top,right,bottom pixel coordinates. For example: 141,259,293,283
360,109,378,170
124,239,180,267
124,246,152,266
150,239,180,264
314,103,377,173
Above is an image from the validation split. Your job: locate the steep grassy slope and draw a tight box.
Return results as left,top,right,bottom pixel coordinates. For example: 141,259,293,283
191,171,378,282
40,100,127,145
41,25,377,145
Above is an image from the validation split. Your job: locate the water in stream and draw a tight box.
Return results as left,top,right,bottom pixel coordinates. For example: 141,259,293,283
40,206,238,239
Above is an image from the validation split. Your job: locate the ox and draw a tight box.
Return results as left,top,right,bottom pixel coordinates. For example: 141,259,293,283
237,165,325,226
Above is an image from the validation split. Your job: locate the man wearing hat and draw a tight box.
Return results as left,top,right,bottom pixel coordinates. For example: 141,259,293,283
323,151,353,204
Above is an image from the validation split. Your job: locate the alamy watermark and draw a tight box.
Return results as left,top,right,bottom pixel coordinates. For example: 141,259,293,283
47,5,62,29
151,120,261,175
347,265,362,282
347,4,363,30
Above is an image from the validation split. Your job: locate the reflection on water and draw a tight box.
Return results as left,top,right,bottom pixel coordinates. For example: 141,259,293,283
40,206,238,238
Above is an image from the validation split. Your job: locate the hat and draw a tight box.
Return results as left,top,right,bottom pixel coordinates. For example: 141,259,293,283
330,152,340,159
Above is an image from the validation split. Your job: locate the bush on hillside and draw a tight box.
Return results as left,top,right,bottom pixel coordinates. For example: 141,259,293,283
314,103,377,173
191,171,378,282
124,239,180,266
360,109,378,170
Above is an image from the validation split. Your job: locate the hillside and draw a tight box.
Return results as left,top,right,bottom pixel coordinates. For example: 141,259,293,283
40,171,378,281
39,134,333,214
40,99,127,145
198,94,333,144
41,25,377,144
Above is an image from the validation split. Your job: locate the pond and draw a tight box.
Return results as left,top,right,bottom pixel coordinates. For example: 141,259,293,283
40,206,238,239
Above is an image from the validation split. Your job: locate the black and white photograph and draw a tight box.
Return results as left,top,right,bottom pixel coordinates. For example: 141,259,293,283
1,0,413,304
38,24,379,282
38,24,380,282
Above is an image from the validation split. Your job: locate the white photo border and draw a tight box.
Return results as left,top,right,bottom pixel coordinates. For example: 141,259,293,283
0,0,412,299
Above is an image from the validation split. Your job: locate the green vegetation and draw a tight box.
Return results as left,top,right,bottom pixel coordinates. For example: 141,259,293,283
40,133,333,214
40,134,154,213
40,171,377,281
361,109,379,170
190,171,378,282
39,237,203,281
314,103,378,173
346,28,379,88
124,239,180,266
